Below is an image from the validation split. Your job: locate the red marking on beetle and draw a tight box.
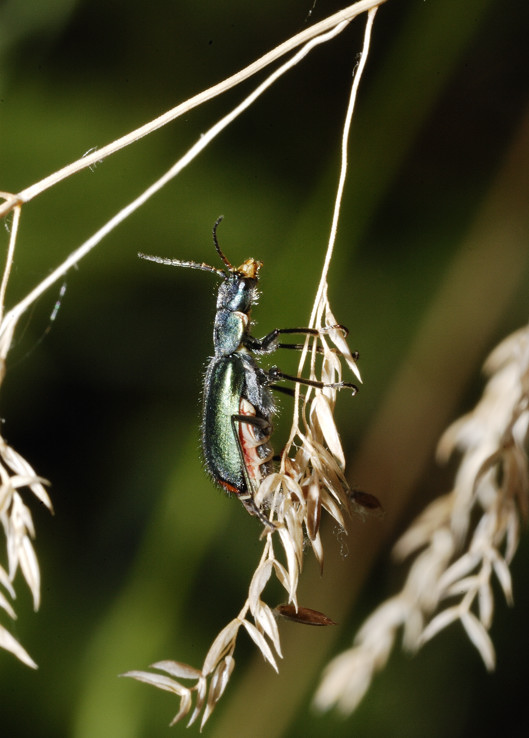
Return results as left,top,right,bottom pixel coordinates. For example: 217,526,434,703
219,479,239,495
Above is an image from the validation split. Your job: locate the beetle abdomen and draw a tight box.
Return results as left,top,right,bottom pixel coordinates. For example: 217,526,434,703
202,355,273,496
202,356,245,491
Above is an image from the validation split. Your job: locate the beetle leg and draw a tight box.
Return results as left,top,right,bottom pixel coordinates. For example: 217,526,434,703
245,325,352,354
266,366,358,394
229,411,276,529
232,411,274,462
269,385,296,398
271,343,356,361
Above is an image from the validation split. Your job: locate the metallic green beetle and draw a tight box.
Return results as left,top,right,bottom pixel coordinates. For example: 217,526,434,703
140,217,357,526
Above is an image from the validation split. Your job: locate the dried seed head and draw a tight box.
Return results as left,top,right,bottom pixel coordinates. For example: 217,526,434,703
315,322,529,716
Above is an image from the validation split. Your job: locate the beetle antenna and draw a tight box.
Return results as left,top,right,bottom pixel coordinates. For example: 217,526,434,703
138,252,225,278
212,215,235,272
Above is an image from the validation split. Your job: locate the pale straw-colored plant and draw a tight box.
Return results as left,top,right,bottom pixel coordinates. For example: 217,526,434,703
122,7,382,728
314,321,529,715
0,203,53,669
0,0,386,711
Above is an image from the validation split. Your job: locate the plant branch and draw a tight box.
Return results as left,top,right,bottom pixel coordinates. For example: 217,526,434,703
0,0,386,218
0,17,360,349
286,7,377,449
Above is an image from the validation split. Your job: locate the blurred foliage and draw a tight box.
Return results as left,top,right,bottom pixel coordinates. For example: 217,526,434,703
0,1,529,737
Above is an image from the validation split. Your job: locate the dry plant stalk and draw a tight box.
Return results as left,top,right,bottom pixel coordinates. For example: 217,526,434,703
122,8,380,729
314,323,529,715
0,0,384,695
0,203,53,668
122,292,376,730
0,0,386,219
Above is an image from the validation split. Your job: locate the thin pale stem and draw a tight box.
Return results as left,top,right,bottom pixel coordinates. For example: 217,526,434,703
0,19,358,349
0,202,21,323
312,7,378,319
0,0,386,218
236,536,274,623
286,7,377,451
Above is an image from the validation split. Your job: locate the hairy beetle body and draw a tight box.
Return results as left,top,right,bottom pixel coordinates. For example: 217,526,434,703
202,354,274,512
139,217,358,527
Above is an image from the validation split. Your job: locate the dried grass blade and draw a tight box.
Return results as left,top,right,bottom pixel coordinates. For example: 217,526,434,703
120,670,189,696
241,619,278,671
0,625,37,668
460,611,496,670
150,660,202,680
202,619,240,675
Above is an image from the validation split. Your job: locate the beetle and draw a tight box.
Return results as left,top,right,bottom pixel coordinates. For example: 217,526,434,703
139,217,358,527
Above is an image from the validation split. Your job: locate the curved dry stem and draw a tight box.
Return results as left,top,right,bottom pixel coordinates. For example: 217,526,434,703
124,8,381,728
0,0,386,219
285,6,376,460
0,16,359,355
0,200,21,326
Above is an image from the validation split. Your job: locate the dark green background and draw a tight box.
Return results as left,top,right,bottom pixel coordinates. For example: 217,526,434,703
1,1,528,736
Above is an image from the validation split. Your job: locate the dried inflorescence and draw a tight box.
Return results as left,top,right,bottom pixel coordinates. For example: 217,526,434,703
123,287,378,728
0,201,53,668
0,437,52,668
122,8,381,722
0,2,383,703
314,322,529,716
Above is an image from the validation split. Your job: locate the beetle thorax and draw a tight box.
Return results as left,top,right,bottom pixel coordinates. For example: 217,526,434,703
216,273,258,313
